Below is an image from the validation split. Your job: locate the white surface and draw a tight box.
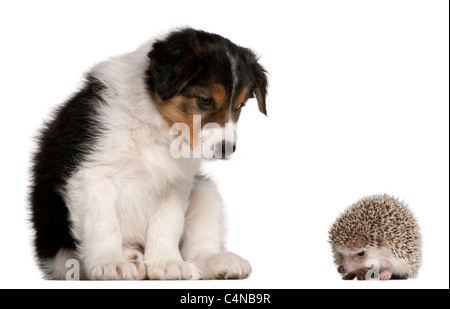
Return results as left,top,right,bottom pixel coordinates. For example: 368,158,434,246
0,0,448,289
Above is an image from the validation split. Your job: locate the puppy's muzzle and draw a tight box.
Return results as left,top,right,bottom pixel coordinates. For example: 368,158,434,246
215,141,236,159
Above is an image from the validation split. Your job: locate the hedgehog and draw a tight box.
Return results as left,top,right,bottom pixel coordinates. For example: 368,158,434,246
329,194,422,280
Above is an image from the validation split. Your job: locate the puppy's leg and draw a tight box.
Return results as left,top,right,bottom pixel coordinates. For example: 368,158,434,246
181,176,251,280
144,189,194,280
66,175,138,280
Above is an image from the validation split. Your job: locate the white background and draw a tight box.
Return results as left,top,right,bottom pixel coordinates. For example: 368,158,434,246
0,0,448,289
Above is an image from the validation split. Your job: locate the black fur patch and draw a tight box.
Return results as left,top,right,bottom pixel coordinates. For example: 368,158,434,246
30,75,106,260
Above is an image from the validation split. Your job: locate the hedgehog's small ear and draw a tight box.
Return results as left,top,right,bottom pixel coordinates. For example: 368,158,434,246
252,62,268,116
375,235,385,247
148,37,203,101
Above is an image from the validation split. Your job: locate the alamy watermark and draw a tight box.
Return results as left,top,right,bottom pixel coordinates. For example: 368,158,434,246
365,259,381,280
170,115,237,159
66,259,80,280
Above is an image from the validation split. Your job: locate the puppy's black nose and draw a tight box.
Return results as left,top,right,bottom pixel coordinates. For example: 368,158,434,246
216,141,236,159
223,141,236,153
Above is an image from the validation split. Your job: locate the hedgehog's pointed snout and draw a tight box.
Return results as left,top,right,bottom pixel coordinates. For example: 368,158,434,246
338,266,346,274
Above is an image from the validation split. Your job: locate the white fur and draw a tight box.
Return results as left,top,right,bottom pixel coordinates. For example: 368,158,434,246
226,51,238,98
48,42,250,280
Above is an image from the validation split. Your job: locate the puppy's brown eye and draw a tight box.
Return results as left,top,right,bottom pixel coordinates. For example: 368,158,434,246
196,97,213,110
235,102,246,111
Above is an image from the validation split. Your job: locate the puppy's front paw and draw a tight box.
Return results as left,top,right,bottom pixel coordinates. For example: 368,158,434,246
91,261,139,280
146,260,194,280
123,247,147,280
199,252,251,280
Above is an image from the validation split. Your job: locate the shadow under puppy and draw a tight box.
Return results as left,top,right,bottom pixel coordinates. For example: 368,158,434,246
30,28,268,280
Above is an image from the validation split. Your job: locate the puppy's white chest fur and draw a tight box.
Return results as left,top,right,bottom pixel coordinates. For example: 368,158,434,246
65,127,201,253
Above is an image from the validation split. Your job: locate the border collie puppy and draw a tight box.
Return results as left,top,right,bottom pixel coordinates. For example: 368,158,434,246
30,28,268,280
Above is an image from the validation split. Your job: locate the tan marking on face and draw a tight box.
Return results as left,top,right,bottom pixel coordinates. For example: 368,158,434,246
155,95,190,125
154,95,198,147
233,87,251,110
210,84,227,109
202,110,228,127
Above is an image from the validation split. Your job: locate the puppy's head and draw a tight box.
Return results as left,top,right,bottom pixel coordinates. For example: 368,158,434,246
146,28,268,159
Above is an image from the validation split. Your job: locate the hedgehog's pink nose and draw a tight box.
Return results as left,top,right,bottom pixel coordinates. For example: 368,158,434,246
338,266,346,274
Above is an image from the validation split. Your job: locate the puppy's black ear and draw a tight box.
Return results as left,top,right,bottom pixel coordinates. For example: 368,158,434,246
252,62,268,116
147,34,202,101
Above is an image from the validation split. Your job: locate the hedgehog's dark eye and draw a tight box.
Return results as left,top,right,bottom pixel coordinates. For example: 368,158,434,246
358,251,365,257
196,97,214,110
